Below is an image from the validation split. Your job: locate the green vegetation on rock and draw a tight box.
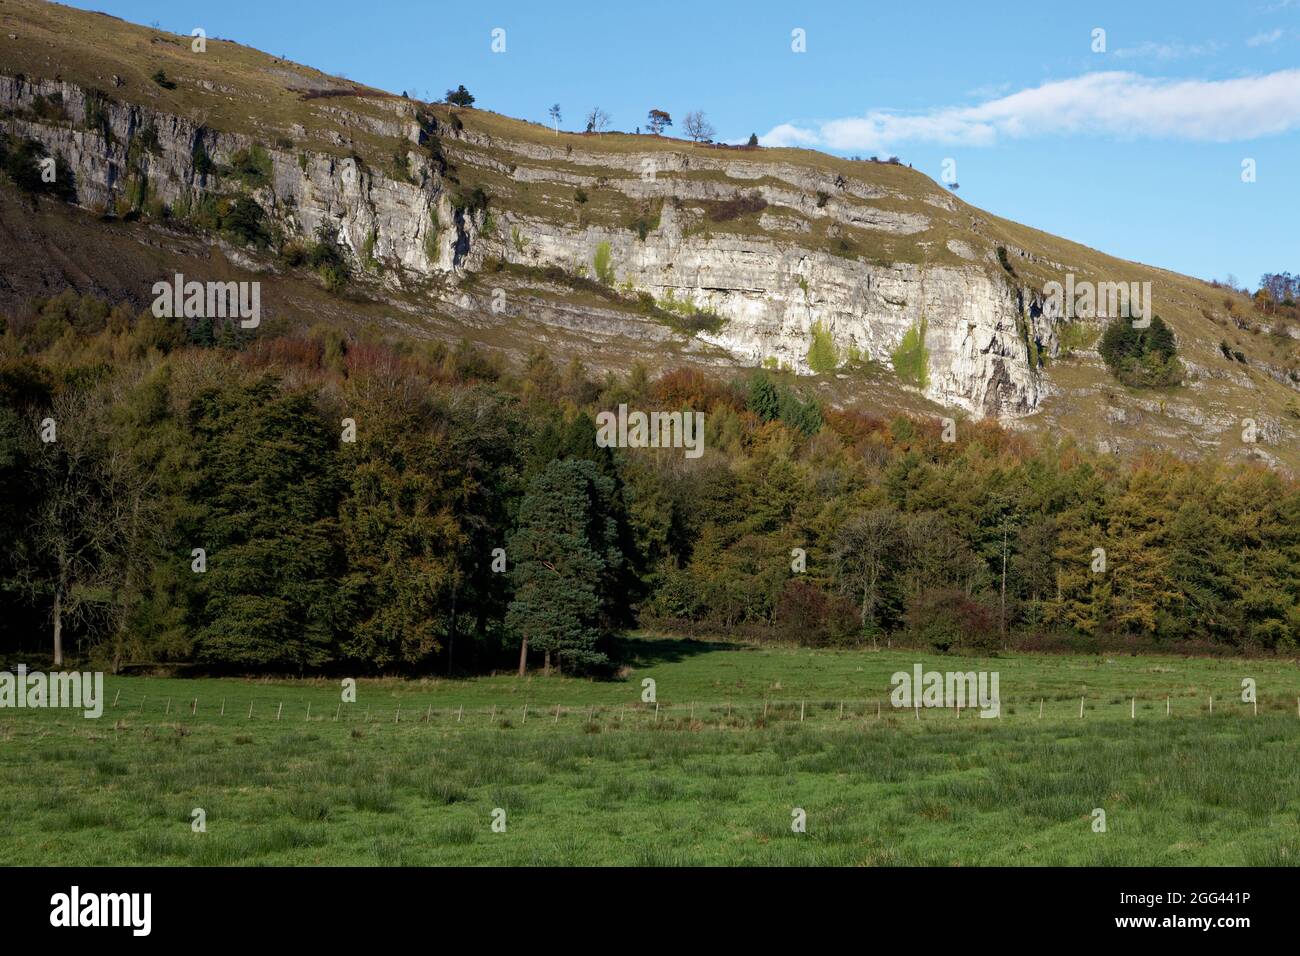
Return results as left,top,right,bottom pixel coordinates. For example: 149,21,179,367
1099,315,1183,387
228,143,273,189
593,241,615,285
891,317,929,388
807,321,839,374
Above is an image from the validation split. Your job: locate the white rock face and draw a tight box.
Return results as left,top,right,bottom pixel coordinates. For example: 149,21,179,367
1,77,1053,418
471,209,1051,418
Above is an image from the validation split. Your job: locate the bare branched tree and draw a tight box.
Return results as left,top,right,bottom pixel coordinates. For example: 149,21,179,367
683,110,716,143
831,508,901,636
24,388,125,665
585,107,611,135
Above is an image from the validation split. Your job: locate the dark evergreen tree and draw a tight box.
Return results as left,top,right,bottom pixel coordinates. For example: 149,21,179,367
445,85,475,107
506,459,622,675
746,373,780,422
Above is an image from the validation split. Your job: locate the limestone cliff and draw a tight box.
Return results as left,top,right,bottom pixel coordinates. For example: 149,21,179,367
1,0,1297,471
0,69,1055,419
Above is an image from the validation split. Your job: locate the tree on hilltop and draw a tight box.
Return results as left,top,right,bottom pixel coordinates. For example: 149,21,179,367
445,85,475,107
683,110,715,142
646,109,672,135
585,106,611,135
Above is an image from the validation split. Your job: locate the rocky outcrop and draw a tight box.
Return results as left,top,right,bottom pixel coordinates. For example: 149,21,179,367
1,73,1053,419
0,74,449,273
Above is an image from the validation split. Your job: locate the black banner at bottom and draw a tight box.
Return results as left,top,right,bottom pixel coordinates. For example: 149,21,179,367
0,866,1277,941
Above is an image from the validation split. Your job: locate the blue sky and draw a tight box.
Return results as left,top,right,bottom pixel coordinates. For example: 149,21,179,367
71,0,1300,287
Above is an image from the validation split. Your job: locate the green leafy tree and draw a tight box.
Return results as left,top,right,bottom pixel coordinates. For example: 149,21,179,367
105,364,202,668
188,377,344,670
337,372,521,671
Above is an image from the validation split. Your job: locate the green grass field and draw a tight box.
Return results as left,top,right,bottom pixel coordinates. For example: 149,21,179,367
3,636,1299,866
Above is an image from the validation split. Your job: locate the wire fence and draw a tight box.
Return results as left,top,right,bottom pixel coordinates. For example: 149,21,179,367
15,689,1291,728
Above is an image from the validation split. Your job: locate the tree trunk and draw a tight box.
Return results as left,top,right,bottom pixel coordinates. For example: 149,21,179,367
543,651,551,676
52,586,63,668
517,636,528,678
1000,525,1008,637
447,585,458,676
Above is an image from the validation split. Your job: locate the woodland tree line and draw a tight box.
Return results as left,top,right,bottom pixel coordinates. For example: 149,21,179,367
2,291,1298,674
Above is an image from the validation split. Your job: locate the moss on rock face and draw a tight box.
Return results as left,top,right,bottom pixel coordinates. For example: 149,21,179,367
891,317,929,388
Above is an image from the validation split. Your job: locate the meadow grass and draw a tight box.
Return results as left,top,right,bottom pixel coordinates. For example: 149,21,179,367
2,637,1298,866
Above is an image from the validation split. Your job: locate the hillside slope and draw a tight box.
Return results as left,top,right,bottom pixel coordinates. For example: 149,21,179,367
1,0,1297,469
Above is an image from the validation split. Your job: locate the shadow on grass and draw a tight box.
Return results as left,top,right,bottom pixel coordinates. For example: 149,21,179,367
609,634,745,672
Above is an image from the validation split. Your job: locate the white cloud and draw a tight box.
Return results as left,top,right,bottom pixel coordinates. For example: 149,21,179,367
1247,28,1284,46
760,123,821,147
1112,39,1220,60
761,69,1300,151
